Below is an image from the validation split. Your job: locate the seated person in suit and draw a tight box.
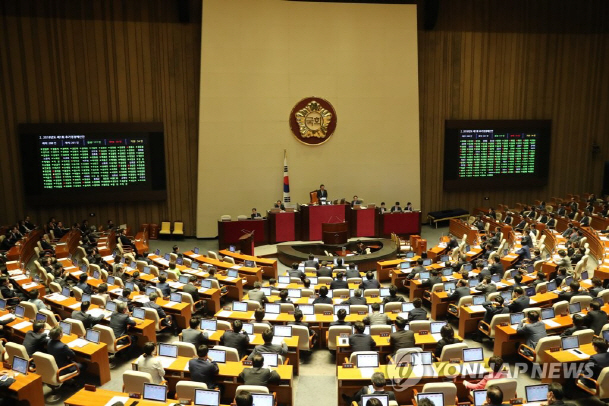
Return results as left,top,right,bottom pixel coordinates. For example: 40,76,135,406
351,195,362,207
379,202,387,213
329,308,351,327
183,275,201,303
434,325,462,359
364,303,391,325
561,313,586,337
182,317,209,348
220,319,250,358
239,353,280,385
546,383,576,406
254,307,272,328
317,261,333,277
189,345,219,389
586,337,609,380
136,342,165,384
488,256,503,276
463,356,507,390
589,277,604,297
585,300,608,335
360,272,380,290
554,267,568,288
345,371,396,406
23,321,49,357
449,279,471,302
475,275,497,297
110,302,137,349
143,292,174,329
312,286,333,305
330,272,348,290
76,273,93,295
71,301,104,329
390,201,402,212
0,277,24,306
405,202,414,212
481,295,509,325
288,309,315,337
248,328,288,360
406,258,427,280
342,289,367,305
117,288,134,312
349,321,375,352
382,285,405,304
389,316,415,354
304,254,317,268
517,310,547,351
156,274,171,298
96,283,111,304
316,184,328,201
507,287,530,312
28,289,48,311
48,326,87,374
274,200,285,211
558,281,586,302
334,258,347,272
274,289,292,304
235,392,254,406
345,263,361,279
250,208,262,219
420,268,443,289
408,298,428,322
483,385,504,406
287,263,305,280
248,281,268,304
355,241,367,255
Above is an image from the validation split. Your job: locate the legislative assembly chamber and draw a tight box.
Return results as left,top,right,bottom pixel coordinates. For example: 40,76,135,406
1,1,609,406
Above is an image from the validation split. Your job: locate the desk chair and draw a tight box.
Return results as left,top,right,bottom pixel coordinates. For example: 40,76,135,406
552,300,569,316
577,367,609,398
522,307,542,319
448,296,473,318
388,347,422,364
165,269,178,281
417,383,458,406
91,294,106,307
517,336,561,364
176,381,207,401
208,251,219,260
279,303,295,313
93,324,131,367
159,222,172,239
572,328,595,345
135,261,147,272
350,305,368,313
409,321,431,333
438,343,468,361
173,222,184,239
253,323,271,334
571,295,592,309
183,258,192,267
363,289,380,298
5,343,31,367
244,300,261,311
216,320,232,331
318,277,333,285
223,257,236,265
39,308,61,327
347,277,363,284
314,304,333,314
485,378,517,399
370,325,391,335
33,351,80,403
333,289,349,298
347,351,379,364
64,318,87,337
20,301,38,321
291,325,314,352
143,307,169,333
179,292,204,313
72,286,84,301
173,342,197,357
478,314,510,340
49,282,62,293
327,326,352,351
123,370,153,393
304,267,316,274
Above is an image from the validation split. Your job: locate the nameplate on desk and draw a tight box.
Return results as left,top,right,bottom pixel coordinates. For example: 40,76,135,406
500,322,509,327
342,363,354,368
288,311,294,315
380,332,390,337
419,330,429,335
457,402,471,406
129,393,141,399
242,360,253,366
357,311,367,315
550,346,561,352
340,333,349,338
449,358,461,364
340,295,348,299
510,399,523,405
370,295,378,298
223,307,231,311
178,400,191,405
392,310,400,314
323,311,332,315
84,384,96,392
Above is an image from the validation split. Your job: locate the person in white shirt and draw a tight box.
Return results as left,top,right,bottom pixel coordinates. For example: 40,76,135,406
136,342,165,384
28,290,48,311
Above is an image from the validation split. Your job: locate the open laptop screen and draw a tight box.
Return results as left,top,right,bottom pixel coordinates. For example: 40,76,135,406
194,389,220,406
143,383,168,402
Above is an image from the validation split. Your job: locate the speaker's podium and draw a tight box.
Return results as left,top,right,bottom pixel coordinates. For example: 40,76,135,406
322,222,348,245
239,232,255,256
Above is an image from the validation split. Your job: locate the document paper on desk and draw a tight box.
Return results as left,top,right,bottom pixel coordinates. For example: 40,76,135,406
468,305,486,313
0,314,14,321
157,356,177,368
12,321,32,330
87,308,106,318
67,338,89,348
271,337,285,346
21,282,39,289
542,319,561,328
105,397,129,406
216,311,232,318
359,367,376,378
567,349,590,359
69,303,81,309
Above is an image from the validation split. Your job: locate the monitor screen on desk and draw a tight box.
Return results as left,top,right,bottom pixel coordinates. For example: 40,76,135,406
164,254,170,261
361,395,388,406
443,282,456,292
245,260,256,268
0,299,5,311
106,301,117,312
92,270,100,279
274,325,292,338
61,287,71,297
194,247,200,254
356,353,379,368
143,383,168,402
442,268,453,276
233,302,248,312
260,287,272,296
379,288,390,297
201,280,212,289
143,266,151,275
568,302,581,314
402,303,415,312
463,347,484,362
422,259,433,266
132,307,145,320
561,336,579,350
12,356,28,375
500,291,512,302
417,393,444,406
463,263,472,271
60,321,72,336
525,287,536,297
159,343,178,358
419,272,430,280
405,252,415,258
510,312,525,325
547,280,557,291
125,282,135,291
472,295,485,305
145,286,156,296
227,269,239,278
603,330,609,342
541,308,555,320
334,304,350,315
242,323,254,335
80,265,87,273
252,393,274,406
208,349,226,363
35,313,47,323
581,271,589,280
195,389,220,406
179,275,190,284
265,303,280,314
200,319,217,331
299,304,314,315
440,255,450,263
525,384,549,403
261,352,279,368
288,289,301,298
491,274,501,283
411,352,433,365
278,276,291,284
430,321,446,334
473,390,487,406
14,305,25,318
85,329,100,344
469,279,480,288
170,292,182,303
308,277,318,286
400,261,411,269
106,276,115,286
192,262,200,270
82,294,91,303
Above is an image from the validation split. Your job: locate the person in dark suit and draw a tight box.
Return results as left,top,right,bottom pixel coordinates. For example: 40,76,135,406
558,281,586,303
345,264,360,279
488,256,503,276
329,308,351,327
110,302,137,348
589,277,604,297
342,289,367,305
274,289,293,304
508,287,530,313
330,272,348,290
248,328,288,360
274,200,285,211
334,258,347,272
382,285,405,304
449,279,470,302
517,310,547,350
408,298,428,322
546,214,558,229
475,275,497,297
349,321,375,352
117,288,134,312
587,337,609,379
390,202,402,212
584,300,608,335
420,269,443,289
364,303,391,325
360,272,380,290
183,275,200,303
76,273,92,295
288,309,315,337
182,317,209,348
317,261,333,277
313,286,333,304
503,212,513,225
188,345,219,388
546,383,576,406
303,254,317,268
250,208,262,219
220,320,250,358
434,325,462,358
514,218,527,231
0,276,24,306
390,317,415,354
316,184,328,201
23,321,49,357
71,301,104,329
351,196,362,207
554,268,568,288
482,295,509,325
48,326,86,374
406,258,426,280
239,353,280,385
561,313,586,337
156,274,171,298
287,263,305,280
348,372,396,406
580,211,592,227
143,292,173,329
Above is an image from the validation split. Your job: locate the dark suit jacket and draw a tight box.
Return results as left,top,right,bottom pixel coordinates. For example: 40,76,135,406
76,282,92,295
239,367,280,385
343,296,367,305
434,338,462,358
589,352,609,379
157,282,171,297
489,263,504,276
317,267,333,277
304,260,317,268
182,328,208,348
382,295,404,304
482,302,509,324
220,330,250,358
287,269,305,279
109,312,136,338
345,269,361,279
449,287,471,302
408,308,428,322
48,339,76,369
329,320,351,327
330,279,349,290
143,301,166,319
248,342,288,359
584,310,609,335
390,329,415,352
188,358,219,387
23,331,49,356
422,276,444,288
360,279,381,290
517,321,547,349
312,296,333,304
349,333,375,352
316,189,328,200
71,310,103,329
508,296,530,313
183,284,200,302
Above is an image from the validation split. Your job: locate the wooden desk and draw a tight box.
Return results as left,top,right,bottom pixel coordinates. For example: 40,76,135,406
217,218,268,248
182,251,262,288
377,211,421,237
55,229,82,259
301,204,349,241
541,343,597,383
65,388,230,406
2,369,45,406
377,257,421,284
493,314,572,357
351,207,376,237
6,229,44,263
219,249,278,280
449,219,479,245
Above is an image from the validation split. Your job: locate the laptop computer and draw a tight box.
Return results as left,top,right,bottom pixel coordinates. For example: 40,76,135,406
442,268,454,277
207,349,226,363
164,254,171,261
525,384,549,403
85,329,100,344
402,302,415,312
251,393,274,406
143,266,151,275
405,252,415,258
59,321,72,336
12,356,28,375
125,282,135,291
273,325,292,338
541,308,555,320
232,302,248,312
200,319,217,331
443,282,456,292
260,352,279,368
288,289,302,298
106,276,115,286
159,343,178,358
422,259,433,266
500,291,512,302
525,287,536,297
227,269,239,278
561,336,580,350
473,390,487,406
472,295,485,305
420,272,431,280
510,312,525,326
260,286,272,296
194,389,220,406
440,255,450,262
14,305,25,318
265,303,280,314
193,247,200,255
278,276,291,284
334,304,350,315
132,307,146,320
0,299,5,311
245,260,255,268
380,288,390,297
417,393,444,406
145,286,156,296
603,330,609,342
411,351,433,365
547,280,557,291
201,280,212,289
361,395,389,406
463,263,472,271
242,323,254,335
82,294,91,303
298,304,314,315
106,301,117,312
430,321,446,334
192,262,200,270
93,270,100,279
356,353,379,368
469,279,480,288
463,347,484,362
35,313,47,323
143,383,168,402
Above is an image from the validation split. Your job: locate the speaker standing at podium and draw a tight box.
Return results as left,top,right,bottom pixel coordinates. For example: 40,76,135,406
317,184,328,202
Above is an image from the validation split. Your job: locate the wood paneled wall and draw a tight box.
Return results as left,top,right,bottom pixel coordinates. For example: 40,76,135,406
418,0,609,217
0,0,201,235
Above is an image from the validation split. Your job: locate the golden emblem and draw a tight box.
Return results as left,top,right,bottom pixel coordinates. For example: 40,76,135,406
294,100,333,139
